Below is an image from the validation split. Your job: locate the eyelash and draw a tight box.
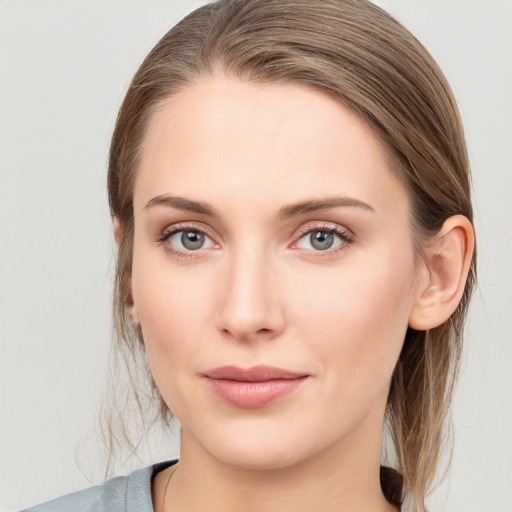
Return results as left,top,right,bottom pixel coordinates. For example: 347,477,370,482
157,222,218,260
156,222,354,259
293,223,354,259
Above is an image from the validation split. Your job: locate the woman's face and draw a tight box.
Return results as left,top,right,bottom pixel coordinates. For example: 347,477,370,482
131,76,424,470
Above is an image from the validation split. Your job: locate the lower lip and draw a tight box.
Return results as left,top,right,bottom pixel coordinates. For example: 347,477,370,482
205,377,308,409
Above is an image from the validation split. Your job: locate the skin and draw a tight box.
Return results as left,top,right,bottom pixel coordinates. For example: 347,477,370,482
127,76,472,512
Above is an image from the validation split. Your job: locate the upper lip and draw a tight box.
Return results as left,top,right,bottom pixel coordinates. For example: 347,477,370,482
204,365,308,382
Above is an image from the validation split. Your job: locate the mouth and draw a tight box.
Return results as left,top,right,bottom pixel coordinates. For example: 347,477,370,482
202,365,309,409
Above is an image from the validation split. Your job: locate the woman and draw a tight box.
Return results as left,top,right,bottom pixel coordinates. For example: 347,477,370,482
21,0,476,511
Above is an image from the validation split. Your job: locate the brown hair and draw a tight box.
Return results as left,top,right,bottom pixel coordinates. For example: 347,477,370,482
105,1,476,510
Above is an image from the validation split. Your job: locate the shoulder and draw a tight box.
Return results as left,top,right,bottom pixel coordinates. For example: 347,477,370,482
20,461,177,512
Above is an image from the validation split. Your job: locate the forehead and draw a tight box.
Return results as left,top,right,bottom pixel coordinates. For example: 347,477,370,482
134,76,408,217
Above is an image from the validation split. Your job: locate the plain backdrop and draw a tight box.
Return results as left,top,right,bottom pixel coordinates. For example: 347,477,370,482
1,1,511,511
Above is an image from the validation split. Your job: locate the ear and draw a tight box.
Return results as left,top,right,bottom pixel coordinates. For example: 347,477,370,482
409,215,475,331
130,304,140,324
113,217,123,247
113,218,140,323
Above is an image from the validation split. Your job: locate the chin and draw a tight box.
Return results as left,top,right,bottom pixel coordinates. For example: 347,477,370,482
186,419,320,472
210,443,306,471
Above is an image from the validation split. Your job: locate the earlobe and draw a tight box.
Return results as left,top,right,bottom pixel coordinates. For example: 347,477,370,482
113,218,139,323
409,215,474,331
130,305,140,323
114,217,123,247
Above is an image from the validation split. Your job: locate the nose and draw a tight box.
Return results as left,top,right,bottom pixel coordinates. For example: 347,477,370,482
216,248,286,342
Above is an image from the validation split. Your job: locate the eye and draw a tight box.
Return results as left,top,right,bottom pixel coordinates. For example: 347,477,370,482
293,226,352,252
162,228,216,252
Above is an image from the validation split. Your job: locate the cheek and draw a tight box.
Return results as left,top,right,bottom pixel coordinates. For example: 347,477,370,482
293,252,417,386
131,230,419,421
130,248,214,395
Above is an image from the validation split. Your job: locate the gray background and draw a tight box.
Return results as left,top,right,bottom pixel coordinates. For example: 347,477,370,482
1,1,511,511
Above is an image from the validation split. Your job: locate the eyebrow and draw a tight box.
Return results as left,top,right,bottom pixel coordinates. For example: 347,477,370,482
144,195,219,217
278,196,375,219
144,194,374,218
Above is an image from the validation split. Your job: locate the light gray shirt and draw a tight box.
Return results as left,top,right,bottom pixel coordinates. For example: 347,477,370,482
20,461,176,512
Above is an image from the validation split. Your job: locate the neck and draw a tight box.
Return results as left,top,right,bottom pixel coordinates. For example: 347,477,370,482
153,419,398,512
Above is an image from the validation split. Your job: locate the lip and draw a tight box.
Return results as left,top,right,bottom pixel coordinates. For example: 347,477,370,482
203,365,309,409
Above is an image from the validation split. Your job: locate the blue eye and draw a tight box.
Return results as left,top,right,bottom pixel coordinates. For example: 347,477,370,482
295,228,349,251
165,229,215,251
309,230,336,250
